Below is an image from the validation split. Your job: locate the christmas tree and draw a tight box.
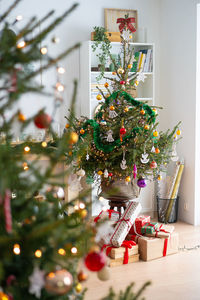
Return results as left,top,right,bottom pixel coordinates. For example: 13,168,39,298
69,17,181,211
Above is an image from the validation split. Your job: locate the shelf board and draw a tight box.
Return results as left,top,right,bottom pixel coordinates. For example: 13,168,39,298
135,98,153,101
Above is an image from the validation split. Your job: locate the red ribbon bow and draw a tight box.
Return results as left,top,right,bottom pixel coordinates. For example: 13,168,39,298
117,17,136,33
117,217,132,231
94,209,119,223
101,240,136,264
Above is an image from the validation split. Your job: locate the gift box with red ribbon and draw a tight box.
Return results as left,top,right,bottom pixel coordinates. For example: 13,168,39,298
141,222,159,234
145,224,175,238
129,215,151,235
127,232,179,261
94,209,120,224
110,202,142,247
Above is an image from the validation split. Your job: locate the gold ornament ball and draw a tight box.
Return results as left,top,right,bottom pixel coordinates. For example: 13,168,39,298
96,94,102,101
155,147,160,154
117,67,124,74
129,34,132,39
153,131,159,137
140,109,145,115
0,292,9,300
69,132,78,144
144,124,150,130
45,269,73,295
97,266,110,281
79,209,87,219
104,82,109,88
127,64,132,69
98,170,103,175
77,270,88,282
18,112,26,122
124,107,129,112
109,105,115,111
125,176,131,182
176,129,181,135
80,128,85,135
135,80,139,86
65,123,70,129
157,175,162,181
152,108,157,114
75,283,82,293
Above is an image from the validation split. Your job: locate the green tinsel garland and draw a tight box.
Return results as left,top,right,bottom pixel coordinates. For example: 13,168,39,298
81,91,156,153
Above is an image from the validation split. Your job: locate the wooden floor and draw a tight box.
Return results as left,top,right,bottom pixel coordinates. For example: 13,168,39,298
83,222,200,300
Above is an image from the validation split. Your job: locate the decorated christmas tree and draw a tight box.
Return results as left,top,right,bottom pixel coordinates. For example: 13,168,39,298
68,16,181,212
0,2,151,300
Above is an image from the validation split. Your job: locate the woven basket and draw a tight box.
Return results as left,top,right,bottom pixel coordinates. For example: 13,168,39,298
99,179,140,202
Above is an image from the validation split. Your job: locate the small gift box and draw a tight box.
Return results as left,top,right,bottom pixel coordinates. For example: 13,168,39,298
94,209,120,224
127,232,179,261
141,222,159,234
109,254,139,267
129,215,151,235
110,202,142,247
145,224,175,238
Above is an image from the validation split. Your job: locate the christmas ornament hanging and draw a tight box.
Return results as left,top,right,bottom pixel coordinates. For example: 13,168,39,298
98,170,103,176
106,130,114,142
176,129,181,135
29,266,45,298
120,150,127,170
144,124,150,130
0,292,9,300
155,147,160,154
140,153,149,164
96,94,102,101
117,67,124,74
84,251,106,272
45,269,73,295
75,283,82,293
77,270,88,282
120,80,125,85
80,128,85,135
133,164,137,179
97,266,110,281
69,132,79,144
34,112,51,129
137,178,146,188
18,112,26,122
150,160,157,168
104,169,109,178
153,130,159,137
104,82,109,88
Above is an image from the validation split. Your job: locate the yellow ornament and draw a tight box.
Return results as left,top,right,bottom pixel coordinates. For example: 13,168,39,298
117,67,124,74
127,64,132,69
157,175,162,181
125,176,131,182
75,283,82,293
0,292,9,300
124,107,129,112
144,124,150,130
96,94,102,101
80,128,85,135
140,109,145,115
104,82,109,88
176,129,181,135
152,108,157,114
18,112,26,122
69,132,78,144
153,131,159,137
112,71,116,75
79,209,87,219
129,35,132,39
98,170,103,175
135,80,139,86
109,105,115,111
65,123,70,128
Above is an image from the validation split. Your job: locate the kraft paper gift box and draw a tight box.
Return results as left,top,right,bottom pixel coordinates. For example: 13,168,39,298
110,202,142,247
109,254,139,267
145,224,175,238
129,215,151,235
127,232,179,261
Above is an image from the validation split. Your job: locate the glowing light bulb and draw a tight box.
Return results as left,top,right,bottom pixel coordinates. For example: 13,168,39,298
35,249,42,258
57,67,65,74
71,247,77,254
74,204,79,211
17,40,26,49
16,15,23,21
23,162,29,171
58,248,66,256
24,146,30,152
79,202,85,209
56,83,64,92
41,141,47,148
48,272,55,278
40,47,48,55
13,244,20,255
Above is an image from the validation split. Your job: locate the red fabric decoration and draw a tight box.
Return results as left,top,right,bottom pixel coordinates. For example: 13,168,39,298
34,112,51,129
84,251,106,272
117,17,136,33
163,238,168,256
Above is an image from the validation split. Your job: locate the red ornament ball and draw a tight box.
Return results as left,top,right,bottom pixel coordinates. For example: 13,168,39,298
108,172,113,177
120,127,126,135
150,160,157,168
84,251,106,272
34,113,51,129
120,80,125,85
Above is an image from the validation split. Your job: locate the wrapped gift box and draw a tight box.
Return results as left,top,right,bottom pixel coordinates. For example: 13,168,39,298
145,224,175,238
141,222,159,234
108,244,138,259
109,254,139,267
129,215,151,235
110,202,142,247
94,209,119,224
127,232,179,261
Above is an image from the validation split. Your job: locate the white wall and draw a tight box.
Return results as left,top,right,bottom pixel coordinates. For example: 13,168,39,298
159,0,200,224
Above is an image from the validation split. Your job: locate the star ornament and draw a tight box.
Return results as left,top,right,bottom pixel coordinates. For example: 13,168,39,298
137,72,146,82
29,266,45,298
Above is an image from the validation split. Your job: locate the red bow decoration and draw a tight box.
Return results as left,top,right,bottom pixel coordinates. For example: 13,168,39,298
94,209,119,223
101,240,136,264
117,17,136,33
117,217,132,231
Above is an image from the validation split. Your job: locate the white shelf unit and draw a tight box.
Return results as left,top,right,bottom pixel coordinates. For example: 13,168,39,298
79,41,155,215
79,41,155,119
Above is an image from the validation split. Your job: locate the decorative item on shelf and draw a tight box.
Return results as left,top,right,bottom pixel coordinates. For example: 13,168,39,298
91,31,121,42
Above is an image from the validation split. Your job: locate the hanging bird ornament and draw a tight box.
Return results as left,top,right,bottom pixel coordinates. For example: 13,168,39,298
140,152,149,164
106,130,114,142
120,150,127,170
